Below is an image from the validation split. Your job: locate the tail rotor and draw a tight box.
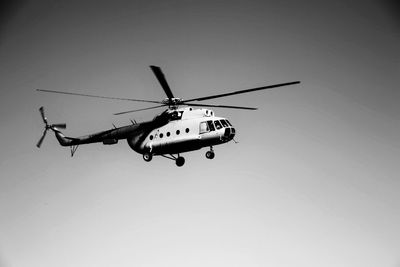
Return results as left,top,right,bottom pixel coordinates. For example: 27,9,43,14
36,107,66,148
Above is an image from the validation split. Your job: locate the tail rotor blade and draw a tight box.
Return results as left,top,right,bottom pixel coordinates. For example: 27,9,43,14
51,123,66,129
36,129,47,148
39,106,48,125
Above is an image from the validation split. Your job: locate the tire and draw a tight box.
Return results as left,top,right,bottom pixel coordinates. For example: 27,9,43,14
205,151,215,159
143,153,153,162
176,156,185,167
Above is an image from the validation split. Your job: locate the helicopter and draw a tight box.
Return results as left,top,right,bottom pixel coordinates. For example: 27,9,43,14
36,65,300,167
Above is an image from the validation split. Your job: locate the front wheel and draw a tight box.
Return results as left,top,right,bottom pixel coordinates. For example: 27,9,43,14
176,156,185,167
143,152,153,162
205,151,215,159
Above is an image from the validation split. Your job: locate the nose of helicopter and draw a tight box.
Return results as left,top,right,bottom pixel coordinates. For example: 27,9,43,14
223,127,236,140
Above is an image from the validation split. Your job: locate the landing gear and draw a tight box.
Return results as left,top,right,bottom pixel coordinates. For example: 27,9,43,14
175,156,185,167
143,152,153,162
205,147,215,159
161,154,185,167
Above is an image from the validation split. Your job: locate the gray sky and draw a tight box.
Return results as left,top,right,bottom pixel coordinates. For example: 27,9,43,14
0,1,399,266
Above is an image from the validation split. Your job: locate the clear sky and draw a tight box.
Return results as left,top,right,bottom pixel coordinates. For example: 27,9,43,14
0,0,399,266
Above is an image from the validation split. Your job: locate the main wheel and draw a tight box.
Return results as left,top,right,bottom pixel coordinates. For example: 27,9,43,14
176,156,185,167
143,152,153,162
205,151,215,159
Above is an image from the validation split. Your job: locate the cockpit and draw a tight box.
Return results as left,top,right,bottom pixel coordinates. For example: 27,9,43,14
199,119,235,140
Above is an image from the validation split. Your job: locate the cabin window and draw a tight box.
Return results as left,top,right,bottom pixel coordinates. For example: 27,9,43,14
199,122,209,133
166,132,170,137
176,130,180,135
149,135,153,140
214,120,222,130
185,128,190,133
159,133,163,138
220,120,228,128
207,120,215,131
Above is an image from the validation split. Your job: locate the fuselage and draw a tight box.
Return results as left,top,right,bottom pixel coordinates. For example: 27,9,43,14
129,107,236,155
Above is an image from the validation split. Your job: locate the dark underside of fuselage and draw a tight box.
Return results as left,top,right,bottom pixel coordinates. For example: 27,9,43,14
150,135,231,155
151,139,203,155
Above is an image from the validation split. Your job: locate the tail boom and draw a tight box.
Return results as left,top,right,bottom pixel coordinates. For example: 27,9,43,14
53,124,141,146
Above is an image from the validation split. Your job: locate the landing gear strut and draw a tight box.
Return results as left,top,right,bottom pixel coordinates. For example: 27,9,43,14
205,147,215,159
161,154,185,167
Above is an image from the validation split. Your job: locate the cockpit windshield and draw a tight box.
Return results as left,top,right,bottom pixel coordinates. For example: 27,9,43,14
207,120,215,131
220,120,228,128
214,120,222,130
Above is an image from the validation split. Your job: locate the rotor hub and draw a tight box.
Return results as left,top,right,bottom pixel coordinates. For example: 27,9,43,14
162,97,183,106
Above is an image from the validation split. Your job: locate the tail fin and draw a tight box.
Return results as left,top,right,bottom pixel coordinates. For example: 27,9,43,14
53,128,77,146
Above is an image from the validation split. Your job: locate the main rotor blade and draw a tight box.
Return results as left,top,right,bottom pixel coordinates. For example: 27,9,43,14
184,81,301,103
36,129,47,148
36,89,162,104
150,65,174,99
187,103,257,110
39,106,47,124
113,104,167,115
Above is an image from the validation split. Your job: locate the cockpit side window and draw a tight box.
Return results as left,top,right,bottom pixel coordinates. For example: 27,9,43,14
207,120,215,131
214,120,222,130
220,120,228,127
199,121,209,134
225,119,232,126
